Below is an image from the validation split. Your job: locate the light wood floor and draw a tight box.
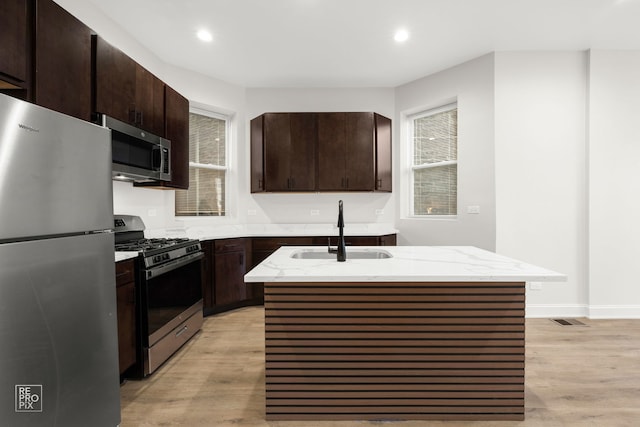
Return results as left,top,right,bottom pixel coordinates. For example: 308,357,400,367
120,307,640,427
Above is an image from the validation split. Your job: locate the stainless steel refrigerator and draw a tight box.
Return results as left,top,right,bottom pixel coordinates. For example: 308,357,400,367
0,94,121,426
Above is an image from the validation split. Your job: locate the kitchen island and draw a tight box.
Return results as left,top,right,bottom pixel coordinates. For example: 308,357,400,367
244,246,565,422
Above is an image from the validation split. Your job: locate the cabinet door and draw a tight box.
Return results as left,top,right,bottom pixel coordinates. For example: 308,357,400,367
115,260,136,375
214,250,247,306
317,112,347,190
318,112,375,191
95,36,136,124
345,112,375,190
116,281,136,375
200,241,214,310
375,113,392,192
264,113,291,191
135,65,164,135
257,113,316,192
289,113,316,191
214,238,248,306
250,115,265,192
163,85,189,188
35,0,92,121
379,234,397,246
0,0,29,86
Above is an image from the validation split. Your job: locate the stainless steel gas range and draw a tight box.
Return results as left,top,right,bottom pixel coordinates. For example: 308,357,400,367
115,215,203,378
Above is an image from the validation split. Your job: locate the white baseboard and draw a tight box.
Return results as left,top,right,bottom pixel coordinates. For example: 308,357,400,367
525,304,588,318
588,305,640,319
526,304,640,319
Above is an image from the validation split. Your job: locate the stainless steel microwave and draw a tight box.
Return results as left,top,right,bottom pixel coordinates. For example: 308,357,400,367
98,114,171,183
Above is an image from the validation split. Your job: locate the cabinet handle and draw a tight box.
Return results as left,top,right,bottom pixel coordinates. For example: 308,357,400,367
258,179,263,189
175,325,188,338
377,178,382,188
239,253,244,266
287,178,291,189
128,107,136,123
116,270,131,279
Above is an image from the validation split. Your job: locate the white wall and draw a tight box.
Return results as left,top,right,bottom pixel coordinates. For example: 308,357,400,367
394,54,496,250
243,88,396,225
588,50,640,318
494,52,589,317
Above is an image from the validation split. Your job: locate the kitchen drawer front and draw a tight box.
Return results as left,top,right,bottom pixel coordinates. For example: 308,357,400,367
115,259,135,287
252,237,315,252
214,238,247,254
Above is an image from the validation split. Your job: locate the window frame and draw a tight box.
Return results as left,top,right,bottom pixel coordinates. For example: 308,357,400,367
175,106,230,217
406,102,459,219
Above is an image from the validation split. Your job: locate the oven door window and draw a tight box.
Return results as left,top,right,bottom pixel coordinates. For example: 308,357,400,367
145,260,202,337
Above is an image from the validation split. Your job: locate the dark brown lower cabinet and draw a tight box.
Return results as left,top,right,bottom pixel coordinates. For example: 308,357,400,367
115,259,136,376
214,238,248,306
202,234,397,316
202,238,253,315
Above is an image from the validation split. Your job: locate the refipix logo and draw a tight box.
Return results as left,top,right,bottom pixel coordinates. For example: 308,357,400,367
15,385,43,412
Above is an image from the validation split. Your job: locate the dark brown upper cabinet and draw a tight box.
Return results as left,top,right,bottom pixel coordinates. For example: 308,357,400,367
318,112,375,191
374,113,392,192
251,111,391,193
94,36,165,136
251,113,317,192
162,85,189,189
135,85,190,190
34,0,93,121
250,115,265,192
0,0,30,93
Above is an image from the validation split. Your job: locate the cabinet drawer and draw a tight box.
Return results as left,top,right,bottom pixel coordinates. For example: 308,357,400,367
115,259,135,286
252,237,314,252
214,238,246,253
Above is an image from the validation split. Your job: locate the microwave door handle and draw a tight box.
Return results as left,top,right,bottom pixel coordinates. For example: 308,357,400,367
151,146,162,172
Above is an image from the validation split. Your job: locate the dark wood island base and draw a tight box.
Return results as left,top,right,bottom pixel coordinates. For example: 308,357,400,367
264,281,526,421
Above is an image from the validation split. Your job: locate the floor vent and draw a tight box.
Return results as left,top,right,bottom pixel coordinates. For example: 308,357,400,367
551,318,587,326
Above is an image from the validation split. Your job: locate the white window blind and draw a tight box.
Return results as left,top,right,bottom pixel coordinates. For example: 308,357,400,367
410,104,458,216
175,110,227,216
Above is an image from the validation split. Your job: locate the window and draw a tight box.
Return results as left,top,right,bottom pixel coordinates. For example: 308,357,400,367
175,109,228,216
409,103,458,216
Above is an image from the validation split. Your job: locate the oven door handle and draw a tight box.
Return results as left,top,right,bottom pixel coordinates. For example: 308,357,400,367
145,252,204,280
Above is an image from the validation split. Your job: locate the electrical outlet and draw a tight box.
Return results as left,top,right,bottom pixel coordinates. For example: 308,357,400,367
148,209,157,217
529,282,543,291
247,209,257,216
467,205,481,214
375,209,384,215
310,210,320,216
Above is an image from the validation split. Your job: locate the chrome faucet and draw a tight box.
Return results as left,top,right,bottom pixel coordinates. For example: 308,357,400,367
328,200,346,262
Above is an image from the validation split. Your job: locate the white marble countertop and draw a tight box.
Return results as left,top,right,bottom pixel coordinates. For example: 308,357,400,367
145,223,398,241
115,223,397,263
244,246,566,283
115,223,398,262
115,252,138,262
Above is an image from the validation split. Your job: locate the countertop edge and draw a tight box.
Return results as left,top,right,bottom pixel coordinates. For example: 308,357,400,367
244,246,568,283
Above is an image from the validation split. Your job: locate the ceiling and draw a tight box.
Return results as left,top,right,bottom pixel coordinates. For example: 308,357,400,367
85,0,640,88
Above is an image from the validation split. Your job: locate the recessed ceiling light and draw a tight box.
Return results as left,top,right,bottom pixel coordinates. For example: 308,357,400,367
197,29,213,42
394,29,409,43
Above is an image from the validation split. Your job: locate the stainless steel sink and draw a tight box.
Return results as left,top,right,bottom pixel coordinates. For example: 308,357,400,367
290,249,392,260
